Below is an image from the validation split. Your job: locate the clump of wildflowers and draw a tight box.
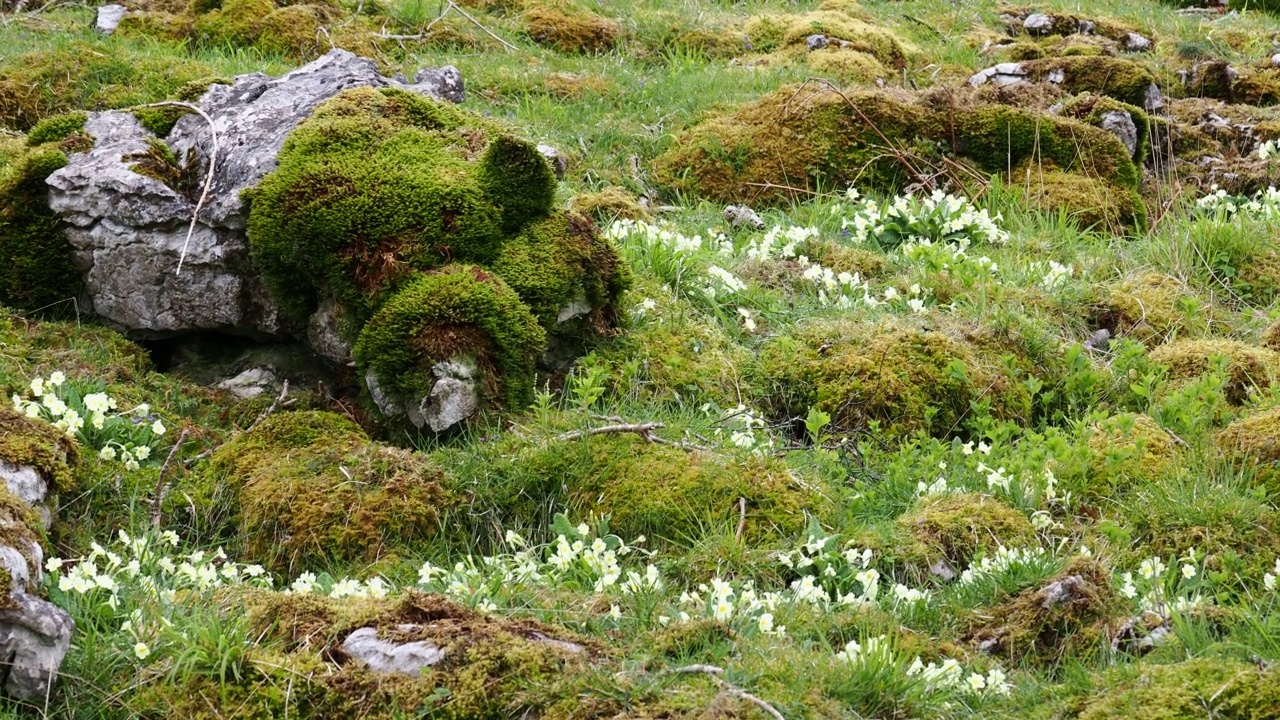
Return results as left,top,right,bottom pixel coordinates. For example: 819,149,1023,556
12,372,166,470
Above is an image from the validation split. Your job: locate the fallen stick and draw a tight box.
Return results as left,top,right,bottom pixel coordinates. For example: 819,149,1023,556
660,665,785,720
151,428,190,528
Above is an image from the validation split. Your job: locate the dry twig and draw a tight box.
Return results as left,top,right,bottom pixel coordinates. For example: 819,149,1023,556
183,380,291,468
151,428,189,528
735,497,747,543
660,665,786,720
134,101,220,277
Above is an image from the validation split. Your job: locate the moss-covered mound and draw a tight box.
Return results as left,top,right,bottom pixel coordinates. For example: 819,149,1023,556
354,265,546,413
1094,272,1202,346
0,41,217,132
743,6,914,69
0,136,81,313
1115,476,1280,579
522,1,621,54
967,556,1120,666
1217,407,1280,490
1021,57,1158,108
654,85,1142,226
754,318,1038,440
198,411,452,571
247,86,627,424
0,407,77,494
457,432,824,543
1084,413,1180,497
1070,658,1280,719
118,0,377,60
898,493,1037,571
132,590,595,719
1148,339,1278,405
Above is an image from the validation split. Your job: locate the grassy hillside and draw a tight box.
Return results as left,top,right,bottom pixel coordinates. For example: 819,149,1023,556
4,0,1280,717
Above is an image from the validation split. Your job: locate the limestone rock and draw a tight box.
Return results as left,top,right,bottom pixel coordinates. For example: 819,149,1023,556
44,49,464,339
968,62,1029,88
805,34,829,51
215,367,278,399
0,594,73,701
1123,32,1152,52
1023,13,1054,35
342,627,447,675
94,4,126,34
537,143,567,180
724,204,766,230
1100,110,1140,158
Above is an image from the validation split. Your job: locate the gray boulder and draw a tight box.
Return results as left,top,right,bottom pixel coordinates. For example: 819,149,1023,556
44,49,464,339
1023,13,1055,35
1100,110,1140,158
342,627,447,675
968,62,1029,88
0,460,71,702
94,4,126,34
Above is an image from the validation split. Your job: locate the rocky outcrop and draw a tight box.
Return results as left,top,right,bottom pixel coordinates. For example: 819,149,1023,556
44,49,464,339
0,411,75,701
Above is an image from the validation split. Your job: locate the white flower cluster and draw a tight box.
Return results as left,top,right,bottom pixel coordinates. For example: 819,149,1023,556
836,634,1012,697
705,264,747,297
713,404,773,453
958,546,1048,585
12,372,166,470
1195,185,1280,218
288,572,389,599
907,657,1012,697
1264,558,1279,592
1033,260,1074,290
741,224,817,262
49,530,271,610
603,219,731,256
1257,140,1279,160
674,577,786,635
900,236,999,275
838,188,1009,248
777,535,930,610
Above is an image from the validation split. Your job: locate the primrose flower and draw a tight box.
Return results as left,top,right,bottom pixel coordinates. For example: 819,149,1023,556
151,420,167,436
48,371,65,386
134,642,150,660
1182,564,1197,580
966,673,987,693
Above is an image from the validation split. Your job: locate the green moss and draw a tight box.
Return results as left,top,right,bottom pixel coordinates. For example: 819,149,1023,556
25,112,87,147
569,186,648,221
246,86,511,323
898,492,1037,570
1217,407,1280,491
354,264,547,413
131,105,191,138
743,10,913,68
192,0,276,46
0,142,81,312
492,211,629,331
806,48,890,82
1095,272,1202,346
1072,658,1280,719
522,2,621,54
199,411,451,571
1083,413,1180,497
1114,476,1280,580
1261,320,1280,351
655,85,1139,221
1023,56,1158,108
0,407,77,494
593,286,752,408
477,134,558,234
1013,161,1147,232
967,556,1120,666
1059,93,1151,162
174,76,232,103
460,432,823,544
0,485,45,609
0,41,217,132
125,138,201,200
755,318,1034,440
1148,339,1278,405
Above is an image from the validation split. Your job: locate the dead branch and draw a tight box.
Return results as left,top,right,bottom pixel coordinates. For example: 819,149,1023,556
151,428,190,528
554,422,665,441
735,497,747,543
660,665,785,720
183,380,291,468
134,101,219,277
447,1,518,51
